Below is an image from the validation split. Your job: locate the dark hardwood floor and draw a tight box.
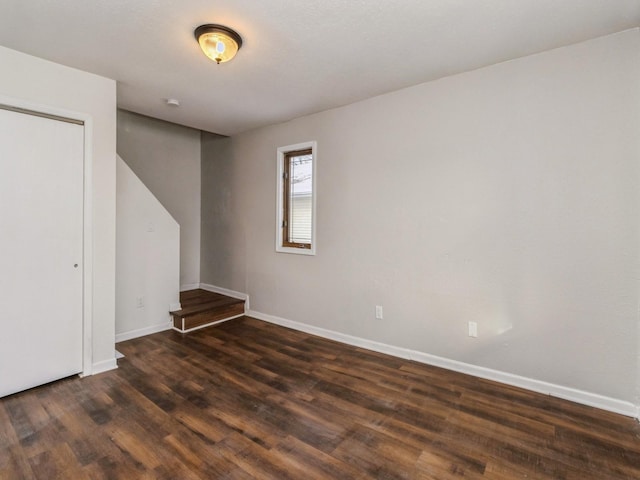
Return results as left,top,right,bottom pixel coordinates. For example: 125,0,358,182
1,316,639,479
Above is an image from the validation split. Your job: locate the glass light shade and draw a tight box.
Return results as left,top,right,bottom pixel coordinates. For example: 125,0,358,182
195,25,243,64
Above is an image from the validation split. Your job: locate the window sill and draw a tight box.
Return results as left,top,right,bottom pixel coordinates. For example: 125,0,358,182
276,245,316,256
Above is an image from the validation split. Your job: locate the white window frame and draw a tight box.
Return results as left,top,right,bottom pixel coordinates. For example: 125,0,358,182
276,141,317,255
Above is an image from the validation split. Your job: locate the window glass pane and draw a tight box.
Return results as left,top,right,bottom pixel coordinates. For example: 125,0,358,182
288,153,312,244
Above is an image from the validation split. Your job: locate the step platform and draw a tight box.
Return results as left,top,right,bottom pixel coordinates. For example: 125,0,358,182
170,289,245,333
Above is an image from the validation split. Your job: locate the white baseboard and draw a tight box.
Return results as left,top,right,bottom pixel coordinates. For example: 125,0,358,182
115,321,173,343
180,283,200,292
199,283,250,310
169,302,181,312
247,309,638,419
92,358,118,375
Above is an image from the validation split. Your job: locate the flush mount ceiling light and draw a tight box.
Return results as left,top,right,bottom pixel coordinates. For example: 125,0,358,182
194,24,243,64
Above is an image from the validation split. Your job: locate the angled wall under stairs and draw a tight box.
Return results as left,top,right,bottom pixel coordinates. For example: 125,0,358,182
116,155,180,342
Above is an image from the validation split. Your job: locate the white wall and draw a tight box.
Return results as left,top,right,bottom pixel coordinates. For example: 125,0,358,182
117,110,201,288
116,156,179,341
201,30,640,410
0,45,117,372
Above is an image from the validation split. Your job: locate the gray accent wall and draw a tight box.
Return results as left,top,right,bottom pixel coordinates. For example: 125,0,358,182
200,30,640,405
117,110,201,288
201,133,243,289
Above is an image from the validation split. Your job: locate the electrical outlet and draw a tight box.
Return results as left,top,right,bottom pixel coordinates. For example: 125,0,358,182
375,305,383,320
468,321,478,338
136,296,144,309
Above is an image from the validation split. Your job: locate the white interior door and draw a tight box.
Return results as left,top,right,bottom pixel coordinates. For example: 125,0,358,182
0,107,84,398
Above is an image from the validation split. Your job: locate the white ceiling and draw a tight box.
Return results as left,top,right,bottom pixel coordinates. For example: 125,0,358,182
0,1,639,136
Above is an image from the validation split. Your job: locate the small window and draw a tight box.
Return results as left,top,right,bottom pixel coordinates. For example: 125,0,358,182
276,141,316,255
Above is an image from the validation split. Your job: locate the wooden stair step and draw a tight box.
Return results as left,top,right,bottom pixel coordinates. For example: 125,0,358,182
176,288,227,303
170,297,244,318
170,289,245,333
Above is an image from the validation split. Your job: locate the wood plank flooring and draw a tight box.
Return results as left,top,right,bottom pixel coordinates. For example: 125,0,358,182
1,316,639,479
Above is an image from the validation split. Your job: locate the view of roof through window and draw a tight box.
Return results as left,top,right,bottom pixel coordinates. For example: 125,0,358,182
291,154,312,196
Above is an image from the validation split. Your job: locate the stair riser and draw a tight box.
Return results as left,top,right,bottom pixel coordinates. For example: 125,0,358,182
173,302,245,332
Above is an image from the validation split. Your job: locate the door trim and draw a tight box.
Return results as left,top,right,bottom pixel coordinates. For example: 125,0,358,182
0,103,84,125
0,94,94,376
